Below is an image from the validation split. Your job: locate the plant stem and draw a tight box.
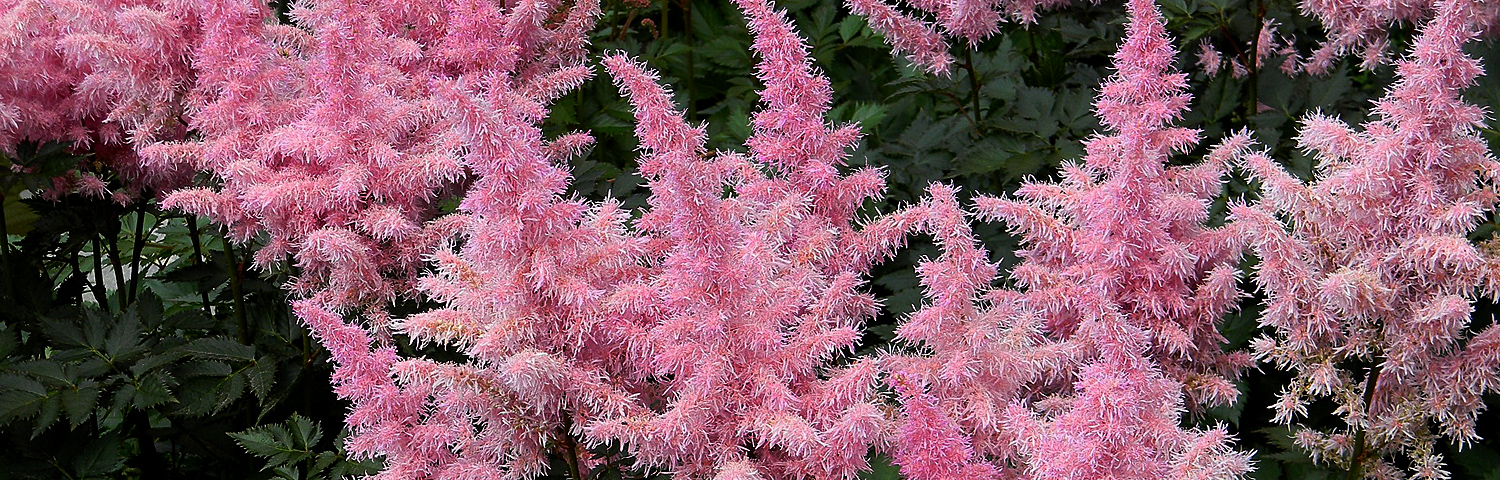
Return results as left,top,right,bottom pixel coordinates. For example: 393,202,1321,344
126,206,147,306
963,48,982,126
560,418,583,480
186,216,213,316
684,0,695,121
91,239,109,312
1345,366,1382,480
223,236,249,344
0,189,11,301
104,225,126,308
130,410,164,478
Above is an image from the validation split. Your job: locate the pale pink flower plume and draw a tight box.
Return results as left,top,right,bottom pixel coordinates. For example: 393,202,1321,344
1235,0,1500,475
1198,41,1223,76
882,0,1254,478
581,0,909,476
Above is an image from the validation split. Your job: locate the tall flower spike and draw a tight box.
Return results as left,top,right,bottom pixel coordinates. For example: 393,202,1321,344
1,0,200,196
1235,0,1500,475
993,0,1254,473
887,0,1253,478
583,0,899,477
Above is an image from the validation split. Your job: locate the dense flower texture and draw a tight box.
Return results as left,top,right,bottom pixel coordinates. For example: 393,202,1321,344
882,0,1254,478
6,0,1500,479
574,0,904,476
162,0,604,477
1236,0,1500,476
345,0,902,478
1,0,199,197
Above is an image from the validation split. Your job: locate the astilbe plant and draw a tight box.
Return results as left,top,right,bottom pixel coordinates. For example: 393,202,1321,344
543,0,908,476
142,0,606,477
305,0,908,477
1,0,199,197
882,0,1255,478
1235,0,1500,476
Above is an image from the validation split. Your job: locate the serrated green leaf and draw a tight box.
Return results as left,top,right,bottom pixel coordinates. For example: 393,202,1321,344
30,393,60,437
839,16,862,42
287,413,322,448
177,337,254,363
132,290,164,330
58,384,99,428
11,360,68,385
71,435,124,479
247,356,277,403
232,415,320,471
132,370,175,408
102,311,145,361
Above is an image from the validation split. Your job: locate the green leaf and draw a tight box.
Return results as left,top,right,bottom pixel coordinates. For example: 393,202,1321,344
839,16,862,42
71,434,125,479
58,384,99,428
231,414,321,471
859,453,900,480
177,337,255,363
247,355,277,403
102,310,145,360
1307,68,1352,111
30,393,60,437
131,370,176,409
0,374,47,421
11,360,69,386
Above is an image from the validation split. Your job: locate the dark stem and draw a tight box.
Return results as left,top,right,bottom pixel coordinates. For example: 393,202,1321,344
1246,0,1264,120
130,410,165,478
560,416,583,480
185,216,213,316
615,9,639,41
104,226,126,308
1345,366,1382,480
68,250,89,305
91,239,109,312
126,206,147,306
962,48,982,126
659,0,668,38
223,236,249,345
0,189,11,301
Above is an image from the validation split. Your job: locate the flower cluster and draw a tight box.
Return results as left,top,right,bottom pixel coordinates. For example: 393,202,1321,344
881,1,1254,478
1236,0,1500,476
5,0,1499,479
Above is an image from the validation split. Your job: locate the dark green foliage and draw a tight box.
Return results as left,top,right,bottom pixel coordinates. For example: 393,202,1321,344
2,146,353,479
231,414,379,480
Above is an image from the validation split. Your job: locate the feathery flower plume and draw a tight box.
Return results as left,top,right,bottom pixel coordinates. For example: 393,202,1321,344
583,0,904,476
886,0,1253,478
1236,0,1500,475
